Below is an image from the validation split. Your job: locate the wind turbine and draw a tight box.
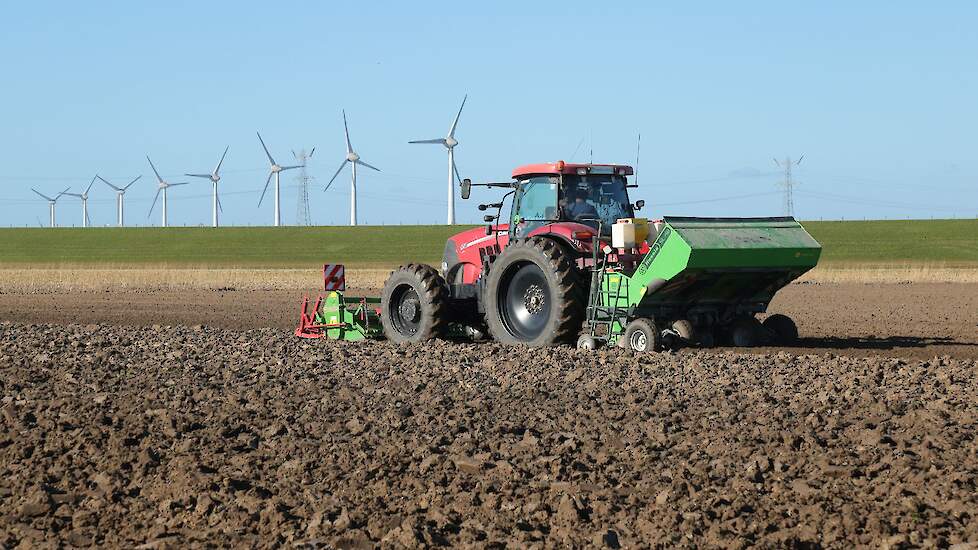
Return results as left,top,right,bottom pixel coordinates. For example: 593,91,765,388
409,94,467,225
31,187,69,227
97,174,141,227
185,146,229,228
325,110,381,226
257,132,301,227
62,176,98,228
146,156,189,227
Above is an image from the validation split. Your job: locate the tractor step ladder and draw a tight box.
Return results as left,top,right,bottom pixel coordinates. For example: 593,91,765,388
585,255,627,345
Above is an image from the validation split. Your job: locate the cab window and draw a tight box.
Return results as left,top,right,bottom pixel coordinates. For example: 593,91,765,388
513,176,558,236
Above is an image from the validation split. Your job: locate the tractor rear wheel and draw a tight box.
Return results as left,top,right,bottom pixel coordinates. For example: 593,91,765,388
484,237,585,347
380,263,448,344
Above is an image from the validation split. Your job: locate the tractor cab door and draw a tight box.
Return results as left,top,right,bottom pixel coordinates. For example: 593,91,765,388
511,175,559,238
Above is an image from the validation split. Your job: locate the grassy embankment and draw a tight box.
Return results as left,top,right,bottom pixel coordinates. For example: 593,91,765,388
0,220,975,290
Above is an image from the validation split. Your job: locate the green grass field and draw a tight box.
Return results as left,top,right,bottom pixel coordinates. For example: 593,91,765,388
1,220,975,268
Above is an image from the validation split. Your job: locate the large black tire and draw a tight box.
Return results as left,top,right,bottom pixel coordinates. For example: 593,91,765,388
380,264,449,344
484,237,585,347
730,316,763,347
623,318,661,352
763,314,798,344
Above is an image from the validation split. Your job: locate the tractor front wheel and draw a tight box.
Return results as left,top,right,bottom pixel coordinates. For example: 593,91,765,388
380,264,449,344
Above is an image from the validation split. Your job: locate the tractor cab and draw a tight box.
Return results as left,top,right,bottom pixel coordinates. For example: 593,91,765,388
508,162,637,237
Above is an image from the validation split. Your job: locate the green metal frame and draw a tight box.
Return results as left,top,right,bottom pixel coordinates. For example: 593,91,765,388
584,216,822,343
313,292,383,341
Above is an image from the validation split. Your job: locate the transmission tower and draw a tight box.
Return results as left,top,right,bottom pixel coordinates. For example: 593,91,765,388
773,154,803,217
293,147,315,226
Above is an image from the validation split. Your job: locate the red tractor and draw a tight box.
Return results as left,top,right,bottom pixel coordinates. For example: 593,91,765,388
379,160,640,347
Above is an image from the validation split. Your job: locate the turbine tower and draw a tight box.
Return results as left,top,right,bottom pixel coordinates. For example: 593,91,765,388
147,156,189,227
325,110,381,226
31,187,69,227
257,132,301,227
409,94,467,225
186,146,229,228
97,174,141,227
774,155,803,217
61,176,98,228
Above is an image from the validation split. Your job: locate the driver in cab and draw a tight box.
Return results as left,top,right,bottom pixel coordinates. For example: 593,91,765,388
563,190,598,220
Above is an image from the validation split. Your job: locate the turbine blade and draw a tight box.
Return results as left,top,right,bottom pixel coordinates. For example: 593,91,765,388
123,175,141,190
258,172,273,206
169,182,190,186
214,145,229,175
148,188,161,216
309,147,315,157
342,109,353,154
185,173,212,178
217,194,224,213
280,165,303,170
408,138,447,145
448,94,467,139
97,175,122,191
147,156,164,183
85,208,91,226
796,154,804,165
453,159,462,185
56,188,70,199
355,159,381,172
257,132,276,165
324,159,349,191
32,188,53,201
85,176,97,195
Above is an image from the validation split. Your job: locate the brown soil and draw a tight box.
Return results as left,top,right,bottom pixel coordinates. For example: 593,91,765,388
2,283,977,547
1,283,976,359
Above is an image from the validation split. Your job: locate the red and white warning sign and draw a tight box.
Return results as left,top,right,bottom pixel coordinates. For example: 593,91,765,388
323,264,346,291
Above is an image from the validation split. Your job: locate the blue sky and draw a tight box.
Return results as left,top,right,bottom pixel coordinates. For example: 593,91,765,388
1,1,975,227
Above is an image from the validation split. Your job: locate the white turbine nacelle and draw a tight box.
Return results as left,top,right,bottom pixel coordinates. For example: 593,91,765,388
185,146,229,228
409,94,468,225
257,133,301,227
325,109,381,226
97,174,139,227
147,155,188,227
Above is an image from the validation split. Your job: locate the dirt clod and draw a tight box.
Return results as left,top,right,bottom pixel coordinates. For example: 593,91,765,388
1,322,977,547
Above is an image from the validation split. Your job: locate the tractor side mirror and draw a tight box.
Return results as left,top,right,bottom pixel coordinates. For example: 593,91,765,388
478,204,488,211
483,214,496,223
634,200,645,211
461,178,472,200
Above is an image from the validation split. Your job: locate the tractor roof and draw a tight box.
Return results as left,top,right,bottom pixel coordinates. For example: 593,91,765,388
511,161,634,179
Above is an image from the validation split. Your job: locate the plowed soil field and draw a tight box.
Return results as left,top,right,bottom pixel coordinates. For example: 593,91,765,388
1,283,977,547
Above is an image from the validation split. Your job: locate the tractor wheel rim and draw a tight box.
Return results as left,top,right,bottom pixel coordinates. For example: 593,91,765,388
630,330,647,351
499,261,551,341
390,284,422,335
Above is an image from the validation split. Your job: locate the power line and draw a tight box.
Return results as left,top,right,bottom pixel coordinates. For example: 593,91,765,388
656,191,782,207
